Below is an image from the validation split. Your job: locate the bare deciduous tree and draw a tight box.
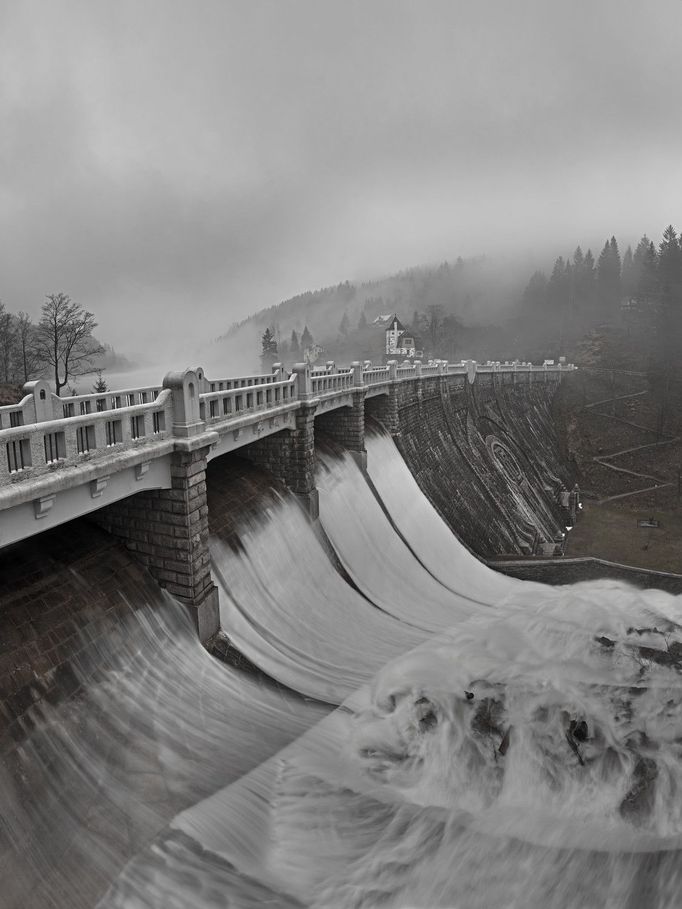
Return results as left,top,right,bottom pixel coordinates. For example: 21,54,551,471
16,312,41,383
36,293,104,396
0,302,18,383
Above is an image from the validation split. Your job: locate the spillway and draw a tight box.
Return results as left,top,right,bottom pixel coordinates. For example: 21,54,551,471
2,434,682,908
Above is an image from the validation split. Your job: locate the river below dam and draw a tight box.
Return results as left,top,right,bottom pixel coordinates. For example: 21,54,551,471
2,431,682,907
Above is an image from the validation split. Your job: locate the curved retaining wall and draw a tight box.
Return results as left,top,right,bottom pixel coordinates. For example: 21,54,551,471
490,556,682,592
391,373,574,558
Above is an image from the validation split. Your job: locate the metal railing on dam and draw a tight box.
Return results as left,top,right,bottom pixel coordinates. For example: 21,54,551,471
0,357,574,550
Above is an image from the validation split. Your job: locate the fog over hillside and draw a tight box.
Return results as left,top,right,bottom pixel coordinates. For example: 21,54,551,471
2,1,682,366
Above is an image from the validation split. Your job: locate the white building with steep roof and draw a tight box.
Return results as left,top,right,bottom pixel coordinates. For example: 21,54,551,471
372,313,418,358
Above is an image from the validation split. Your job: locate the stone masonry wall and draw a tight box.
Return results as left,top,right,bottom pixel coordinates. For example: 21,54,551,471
93,446,218,640
315,391,365,452
365,387,399,435
242,402,317,496
390,373,574,558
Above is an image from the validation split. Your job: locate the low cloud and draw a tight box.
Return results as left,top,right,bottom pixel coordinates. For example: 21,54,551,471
1,0,681,365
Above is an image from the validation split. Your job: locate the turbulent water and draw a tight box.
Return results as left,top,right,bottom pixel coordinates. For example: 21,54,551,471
4,430,682,908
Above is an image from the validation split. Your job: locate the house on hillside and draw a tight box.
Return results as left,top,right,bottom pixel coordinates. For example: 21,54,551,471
304,342,325,366
372,313,421,360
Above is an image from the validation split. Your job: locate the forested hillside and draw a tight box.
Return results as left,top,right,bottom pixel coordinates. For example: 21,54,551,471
216,256,528,368
214,224,682,390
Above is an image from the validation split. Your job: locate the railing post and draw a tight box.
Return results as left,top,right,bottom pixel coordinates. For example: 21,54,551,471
465,359,477,384
351,361,364,387
272,362,286,381
326,360,335,373
193,367,209,394
414,360,422,378
387,360,398,382
292,362,312,401
23,379,53,423
163,368,204,437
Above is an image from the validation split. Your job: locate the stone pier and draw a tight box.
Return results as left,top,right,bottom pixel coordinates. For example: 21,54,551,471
315,362,367,469
93,370,220,642
241,364,319,518
365,360,400,435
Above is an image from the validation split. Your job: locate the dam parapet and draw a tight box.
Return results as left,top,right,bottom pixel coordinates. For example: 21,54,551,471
0,358,574,640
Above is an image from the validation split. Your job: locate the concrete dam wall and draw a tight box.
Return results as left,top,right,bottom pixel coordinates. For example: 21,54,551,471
391,372,573,557
6,380,682,907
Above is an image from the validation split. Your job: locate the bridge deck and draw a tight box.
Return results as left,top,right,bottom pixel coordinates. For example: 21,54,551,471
0,358,573,548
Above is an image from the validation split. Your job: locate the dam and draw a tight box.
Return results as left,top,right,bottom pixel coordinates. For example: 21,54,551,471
2,357,682,908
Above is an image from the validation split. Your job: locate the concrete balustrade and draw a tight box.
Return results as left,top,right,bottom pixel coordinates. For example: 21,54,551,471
0,356,575,643
0,391,173,486
0,359,574,492
202,372,279,392
362,364,391,386
0,382,164,430
310,369,354,395
200,375,297,424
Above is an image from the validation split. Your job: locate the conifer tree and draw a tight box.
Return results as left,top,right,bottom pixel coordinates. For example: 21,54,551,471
92,369,108,393
358,312,368,330
339,312,349,336
260,326,278,368
650,227,682,436
548,257,569,310
621,246,635,298
301,325,313,350
583,248,596,284
290,329,300,354
571,246,593,319
522,271,548,310
632,237,658,301
597,237,621,321
658,225,681,288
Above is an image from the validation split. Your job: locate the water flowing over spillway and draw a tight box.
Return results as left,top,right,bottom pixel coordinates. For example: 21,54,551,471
3,432,682,908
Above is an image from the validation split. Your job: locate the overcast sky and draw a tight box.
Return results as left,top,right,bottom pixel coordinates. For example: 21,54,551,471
2,0,682,362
